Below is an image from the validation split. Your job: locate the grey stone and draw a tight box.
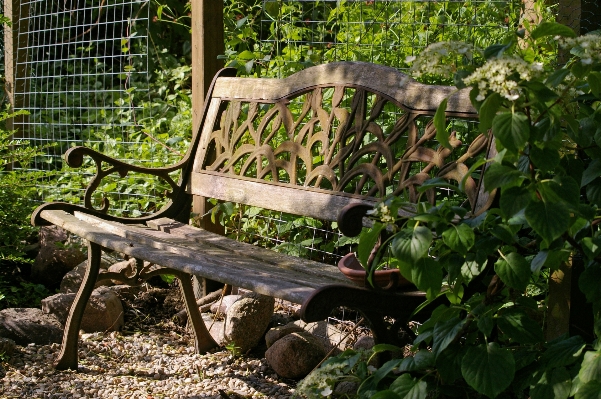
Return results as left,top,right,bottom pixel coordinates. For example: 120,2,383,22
32,245,86,288
334,381,359,396
41,286,124,332
353,335,375,351
265,324,305,348
202,314,225,345
210,295,241,314
265,331,326,379
0,337,16,357
38,225,68,247
0,308,63,345
106,259,138,284
60,258,112,293
292,320,347,354
223,292,274,353
109,284,146,301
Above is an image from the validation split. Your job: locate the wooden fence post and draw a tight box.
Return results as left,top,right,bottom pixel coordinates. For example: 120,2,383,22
190,0,225,297
4,0,29,143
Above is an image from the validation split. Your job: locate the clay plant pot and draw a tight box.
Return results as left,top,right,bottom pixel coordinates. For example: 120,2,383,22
337,253,413,289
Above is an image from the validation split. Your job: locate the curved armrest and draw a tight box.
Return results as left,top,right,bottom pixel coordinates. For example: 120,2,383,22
337,203,374,237
31,146,191,227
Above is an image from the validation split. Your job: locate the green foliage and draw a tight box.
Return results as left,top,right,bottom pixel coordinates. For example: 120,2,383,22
297,18,601,399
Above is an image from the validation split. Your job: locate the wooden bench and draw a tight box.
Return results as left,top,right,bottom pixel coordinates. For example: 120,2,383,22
31,61,494,370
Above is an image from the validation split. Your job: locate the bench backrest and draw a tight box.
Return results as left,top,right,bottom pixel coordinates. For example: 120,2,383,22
188,62,494,223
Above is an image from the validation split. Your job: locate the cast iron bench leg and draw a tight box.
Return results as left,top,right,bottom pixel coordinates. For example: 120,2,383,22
55,241,102,370
175,272,219,353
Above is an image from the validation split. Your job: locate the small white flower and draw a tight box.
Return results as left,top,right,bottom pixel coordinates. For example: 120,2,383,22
368,365,378,372
405,55,416,63
532,62,543,71
320,387,333,396
506,93,520,101
582,58,593,65
475,93,486,102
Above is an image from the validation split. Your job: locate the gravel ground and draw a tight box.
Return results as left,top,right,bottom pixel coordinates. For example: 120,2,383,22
0,330,295,399
0,286,298,399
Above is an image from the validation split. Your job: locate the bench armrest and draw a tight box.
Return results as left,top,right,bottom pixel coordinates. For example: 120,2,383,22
32,146,190,227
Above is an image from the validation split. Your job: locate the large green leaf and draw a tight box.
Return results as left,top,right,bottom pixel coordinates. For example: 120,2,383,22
500,186,531,219
436,345,466,383
484,163,524,191
358,222,385,270
432,317,466,358
371,390,403,399
492,112,530,154
531,22,576,39
390,226,432,265
495,252,530,291
589,72,601,98
412,257,443,300
497,308,543,344
399,349,434,372
434,98,451,150
579,263,601,303
442,223,475,255
576,381,601,399
479,92,502,132
581,159,601,188
530,367,571,399
461,343,515,398
525,199,570,244
579,350,601,384
389,374,428,399
542,336,586,368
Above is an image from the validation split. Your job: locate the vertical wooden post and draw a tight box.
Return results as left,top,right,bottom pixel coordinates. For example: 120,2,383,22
190,0,225,297
4,0,29,140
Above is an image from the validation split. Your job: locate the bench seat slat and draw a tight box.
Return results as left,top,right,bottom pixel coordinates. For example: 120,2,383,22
40,209,359,304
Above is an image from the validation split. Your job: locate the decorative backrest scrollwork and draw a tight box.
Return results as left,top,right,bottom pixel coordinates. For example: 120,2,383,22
192,62,493,217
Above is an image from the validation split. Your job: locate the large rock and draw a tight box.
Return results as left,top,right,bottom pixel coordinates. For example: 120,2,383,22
60,258,112,293
0,308,63,345
41,286,124,332
210,295,241,314
265,323,305,348
202,314,225,345
32,227,86,289
223,292,274,353
265,331,326,379
0,338,16,357
289,320,347,353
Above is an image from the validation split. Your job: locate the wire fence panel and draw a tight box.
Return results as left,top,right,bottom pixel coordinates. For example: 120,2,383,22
9,0,160,215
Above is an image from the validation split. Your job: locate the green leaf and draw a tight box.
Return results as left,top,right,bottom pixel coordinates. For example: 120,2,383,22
412,257,443,301
579,263,601,303
479,93,502,132
546,69,571,87
389,374,428,399
531,22,576,39
442,223,475,255
581,159,601,188
461,255,486,283
524,81,559,103
493,111,530,154
390,226,432,265
495,252,531,291
358,359,402,398
579,350,601,384
477,314,494,337
500,186,531,219
484,163,524,191
582,237,601,260
576,381,601,399
525,199,570,244
461,343,515,398
530,145,560,173
589,72,601,98
484,43,512,59
371,390,403,399
358,222,385,270
586,180,601,206
432,317,466,358
542,336,586,368
372,344,404,354
497,308,543,344
436,345,466,383
434,98,451,150
530,367,572,399
399,349,434,372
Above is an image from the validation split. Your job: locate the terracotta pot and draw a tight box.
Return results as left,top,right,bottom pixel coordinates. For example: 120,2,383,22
337,253,412,289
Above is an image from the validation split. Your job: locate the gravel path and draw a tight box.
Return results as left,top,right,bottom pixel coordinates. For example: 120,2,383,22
0,328,296,399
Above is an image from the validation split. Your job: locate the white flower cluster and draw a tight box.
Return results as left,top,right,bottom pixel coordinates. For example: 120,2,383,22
407,41,475,78
463,56,542,101
368,202,395,224
560,32,601,64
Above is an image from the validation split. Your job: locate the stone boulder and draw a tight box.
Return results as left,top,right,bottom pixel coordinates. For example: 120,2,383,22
41,286,124,332
265,323,305,348
223,292,274,353
210,295,241,314
0,308,63,345
60,258,112,293
353,335,375,351
279,320,347,354
32,226,86,289
202,314,225,345
265,331,326,379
